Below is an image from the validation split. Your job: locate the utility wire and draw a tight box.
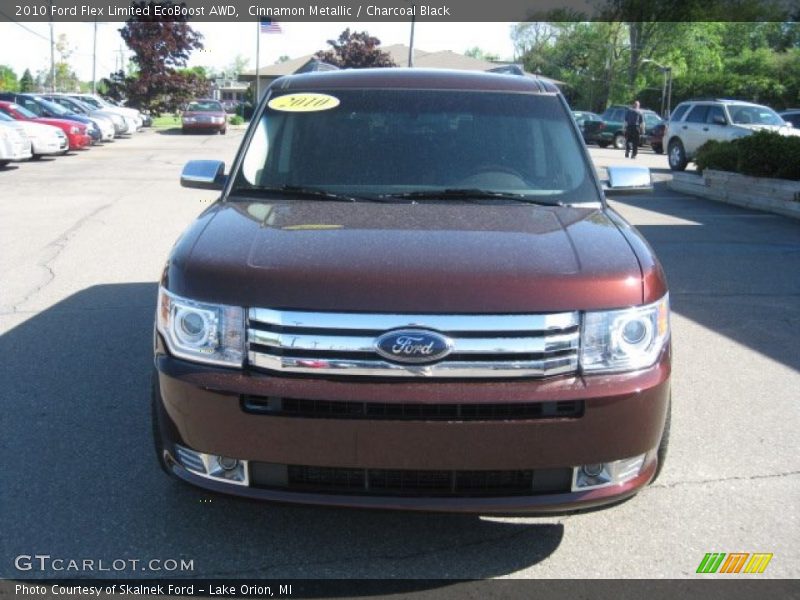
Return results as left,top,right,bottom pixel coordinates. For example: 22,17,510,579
0,10,51,43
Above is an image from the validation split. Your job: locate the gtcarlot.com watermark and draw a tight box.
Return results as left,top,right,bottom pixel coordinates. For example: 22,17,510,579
14,554,194,573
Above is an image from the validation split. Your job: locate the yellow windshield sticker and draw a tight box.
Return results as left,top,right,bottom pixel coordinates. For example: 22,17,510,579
268,93,340,112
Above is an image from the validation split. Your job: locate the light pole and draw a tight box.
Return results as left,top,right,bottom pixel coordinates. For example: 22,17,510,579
405,1,415,67
641,58,672,118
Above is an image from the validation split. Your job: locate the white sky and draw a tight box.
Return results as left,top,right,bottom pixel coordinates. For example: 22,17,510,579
0,21,518,81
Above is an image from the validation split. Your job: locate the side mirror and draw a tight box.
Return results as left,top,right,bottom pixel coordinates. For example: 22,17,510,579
180,160,226,190
604,165,653,195
712,115,727,126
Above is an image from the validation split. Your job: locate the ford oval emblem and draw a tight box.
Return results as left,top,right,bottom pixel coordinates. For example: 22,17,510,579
374,329,454,365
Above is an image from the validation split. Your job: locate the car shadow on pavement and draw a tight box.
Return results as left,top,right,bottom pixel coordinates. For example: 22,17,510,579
611,186,800,373
0,282,564,581
155,128,184,136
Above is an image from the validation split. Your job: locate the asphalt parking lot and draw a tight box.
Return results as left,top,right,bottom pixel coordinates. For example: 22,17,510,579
0,130,798,579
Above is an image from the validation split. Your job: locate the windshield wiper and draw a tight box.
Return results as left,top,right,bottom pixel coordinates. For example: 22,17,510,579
231,185,378,203
379,188,562,206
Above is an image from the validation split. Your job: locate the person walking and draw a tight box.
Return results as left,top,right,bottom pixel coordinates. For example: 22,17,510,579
624,100,645,159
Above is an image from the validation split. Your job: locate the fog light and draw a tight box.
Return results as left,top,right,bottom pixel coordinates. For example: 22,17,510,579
582,463,604,477
174,445,249,486
572,454,646,491
217,456,238,471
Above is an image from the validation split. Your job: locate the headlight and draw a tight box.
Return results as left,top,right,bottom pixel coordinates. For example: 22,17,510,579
157,287,245,367
580,294,670,373
183,116,195,123
69,126,80,134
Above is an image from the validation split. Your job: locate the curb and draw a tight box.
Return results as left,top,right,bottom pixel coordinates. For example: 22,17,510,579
668,170,800,220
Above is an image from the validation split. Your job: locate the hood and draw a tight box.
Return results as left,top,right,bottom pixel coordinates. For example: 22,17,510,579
13,120,61,139
102,105,140,118
736,123,800,137
0,121,28,140
166,200,645,313
34,117,84,131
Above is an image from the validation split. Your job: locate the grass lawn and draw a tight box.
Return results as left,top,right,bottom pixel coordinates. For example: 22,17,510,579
151,115,182,129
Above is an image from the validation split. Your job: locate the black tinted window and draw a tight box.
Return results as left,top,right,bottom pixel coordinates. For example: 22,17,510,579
20,98,41,115
686,105,709,123
670,104,690,122
706,105,726,124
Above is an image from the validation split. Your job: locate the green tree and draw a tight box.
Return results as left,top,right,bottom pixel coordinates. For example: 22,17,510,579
0,65,18,92
18,68,34,92
225,54,250,78
37,34,81,91
464,46,500,62
101,1,206,115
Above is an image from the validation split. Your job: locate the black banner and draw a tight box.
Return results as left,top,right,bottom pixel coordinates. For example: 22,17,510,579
2,580,799,600
0,0,797,23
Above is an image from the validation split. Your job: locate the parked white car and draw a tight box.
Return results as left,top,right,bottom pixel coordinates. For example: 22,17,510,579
665,99,800,171
0,111,67,158
72,94,143,131
0,122,33,166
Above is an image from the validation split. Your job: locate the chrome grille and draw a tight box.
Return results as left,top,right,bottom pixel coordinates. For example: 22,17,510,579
247,308,580,378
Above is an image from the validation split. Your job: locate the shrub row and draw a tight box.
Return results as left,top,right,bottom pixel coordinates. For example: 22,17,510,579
695,130,800,181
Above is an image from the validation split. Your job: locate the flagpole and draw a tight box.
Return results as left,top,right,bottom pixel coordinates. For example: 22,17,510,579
255,21,260,102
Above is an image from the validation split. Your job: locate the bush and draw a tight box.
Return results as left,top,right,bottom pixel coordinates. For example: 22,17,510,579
695,139,739,173
229,115,244,125
696,131,800,181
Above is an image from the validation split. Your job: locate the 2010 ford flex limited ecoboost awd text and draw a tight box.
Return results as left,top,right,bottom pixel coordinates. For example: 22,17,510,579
152,67,671,513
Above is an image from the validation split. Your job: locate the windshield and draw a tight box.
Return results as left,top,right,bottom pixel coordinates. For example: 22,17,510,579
187,101,223,112
233,89,598,204
76,96,101,109
7,103,38,119
0,112,13,122
728,104,785,126
35,98,71,116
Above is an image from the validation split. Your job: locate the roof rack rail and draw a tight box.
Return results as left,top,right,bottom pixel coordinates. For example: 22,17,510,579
295,59,340,74
488,64,526,76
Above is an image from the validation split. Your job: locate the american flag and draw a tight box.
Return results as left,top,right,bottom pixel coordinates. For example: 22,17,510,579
259,19,282,34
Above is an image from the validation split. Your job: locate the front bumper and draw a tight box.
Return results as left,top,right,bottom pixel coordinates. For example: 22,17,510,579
182,120,225,132
31,136,63,155
8,137,32,161
67,133,91,150
154,342,670,513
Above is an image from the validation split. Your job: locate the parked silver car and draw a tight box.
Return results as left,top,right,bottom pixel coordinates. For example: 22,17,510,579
665,99,799,171
42,94,124,137
71,94,143,131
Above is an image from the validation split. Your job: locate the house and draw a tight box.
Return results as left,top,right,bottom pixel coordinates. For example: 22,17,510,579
211,78,250,109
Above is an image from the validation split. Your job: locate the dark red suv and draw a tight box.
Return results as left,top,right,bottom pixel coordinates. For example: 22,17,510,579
153,68,670,513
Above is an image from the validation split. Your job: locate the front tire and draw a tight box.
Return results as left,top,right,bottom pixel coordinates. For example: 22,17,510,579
668,139,688,171
613,133,626,150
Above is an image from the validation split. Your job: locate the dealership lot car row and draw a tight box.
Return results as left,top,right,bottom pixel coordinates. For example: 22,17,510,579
0,92,147,167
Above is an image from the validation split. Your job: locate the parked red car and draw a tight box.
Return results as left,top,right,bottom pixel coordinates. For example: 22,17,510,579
181,99,227,134
0,100,91,151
